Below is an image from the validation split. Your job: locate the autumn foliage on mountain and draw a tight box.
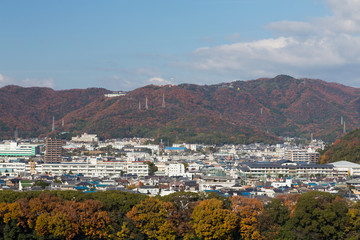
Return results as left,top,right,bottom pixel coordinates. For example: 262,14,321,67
1,75,359,143
0,190,359,239
319,129,360,164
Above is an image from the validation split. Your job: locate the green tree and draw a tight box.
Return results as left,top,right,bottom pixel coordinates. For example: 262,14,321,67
258,198,290,239
283,192,349,240
144,161,158,176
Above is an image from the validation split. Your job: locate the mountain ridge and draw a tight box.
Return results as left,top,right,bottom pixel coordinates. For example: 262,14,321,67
0,75,359,144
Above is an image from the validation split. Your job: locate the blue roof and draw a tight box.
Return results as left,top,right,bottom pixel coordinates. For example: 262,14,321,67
165,147,186,150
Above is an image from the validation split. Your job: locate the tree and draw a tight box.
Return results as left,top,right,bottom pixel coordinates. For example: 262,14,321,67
33,180,49,189
284,192,349,240
191,198,238,240
258,198,290,239
126,198,176,239
144,161,158,176
230,196,263,240
160,192,199,238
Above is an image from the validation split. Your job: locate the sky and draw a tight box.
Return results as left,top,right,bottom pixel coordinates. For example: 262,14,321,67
1,0,360,90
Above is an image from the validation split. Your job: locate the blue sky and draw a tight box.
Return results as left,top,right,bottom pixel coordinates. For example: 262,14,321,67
1,0,360,90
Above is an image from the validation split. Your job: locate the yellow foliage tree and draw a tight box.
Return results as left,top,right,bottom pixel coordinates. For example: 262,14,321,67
126,198,176,240
191,198,238,240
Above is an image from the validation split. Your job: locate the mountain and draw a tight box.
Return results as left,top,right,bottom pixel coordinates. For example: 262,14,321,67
0,85,109,137
0,75,359,144
319,129,360,164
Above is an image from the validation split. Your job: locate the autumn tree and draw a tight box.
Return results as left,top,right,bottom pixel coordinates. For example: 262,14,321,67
191,198,238,240
230,196,263,240
126,198,176,240
160,191,199,238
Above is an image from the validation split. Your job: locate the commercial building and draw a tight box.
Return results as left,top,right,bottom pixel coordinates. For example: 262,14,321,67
0,142,37,157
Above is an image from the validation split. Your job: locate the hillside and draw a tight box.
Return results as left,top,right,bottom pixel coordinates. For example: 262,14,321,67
0,86,109,137
319,129,360,164
0,75,359,144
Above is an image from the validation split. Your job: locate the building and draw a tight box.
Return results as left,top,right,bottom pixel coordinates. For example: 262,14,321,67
332,161,360,177
37,160,148,177
71,133,98,143
0,142,38,157
285,149,319,163
104,91,126,98
165,163,185,177
45,138,64,163
239,160,334,178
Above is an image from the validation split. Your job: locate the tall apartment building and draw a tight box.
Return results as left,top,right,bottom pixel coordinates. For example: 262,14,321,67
44,138,64,163
285,149,320,163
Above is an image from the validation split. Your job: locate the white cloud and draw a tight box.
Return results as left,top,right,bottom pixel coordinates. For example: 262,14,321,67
20,78,55,88
0,73,55,88
148,77,172,85
180,0,360,87
97,67,174,90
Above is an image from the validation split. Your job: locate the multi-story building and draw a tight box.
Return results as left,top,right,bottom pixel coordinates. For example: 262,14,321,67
238,160,333,178
44,138,64,163
0,142,38,157
285,149,319,163
38,160,148,177
71,133,98,143
165,163,185,177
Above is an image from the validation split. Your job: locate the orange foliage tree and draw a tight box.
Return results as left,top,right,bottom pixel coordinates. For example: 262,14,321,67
230,196,263,240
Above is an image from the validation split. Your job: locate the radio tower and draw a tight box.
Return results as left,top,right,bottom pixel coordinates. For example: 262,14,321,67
145,97,149,110
52,116,55,132
162,94,166,108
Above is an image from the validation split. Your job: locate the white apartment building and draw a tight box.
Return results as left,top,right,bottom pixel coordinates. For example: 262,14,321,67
165,163,185,177
31,160,147,177
0,159,149,177
0,162,30,175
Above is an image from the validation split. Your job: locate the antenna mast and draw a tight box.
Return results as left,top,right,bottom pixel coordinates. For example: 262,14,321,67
162,94,166,108
52,116,55,131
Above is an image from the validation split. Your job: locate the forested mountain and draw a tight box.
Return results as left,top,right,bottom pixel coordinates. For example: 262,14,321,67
319,129,360,164
0,75,359,144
